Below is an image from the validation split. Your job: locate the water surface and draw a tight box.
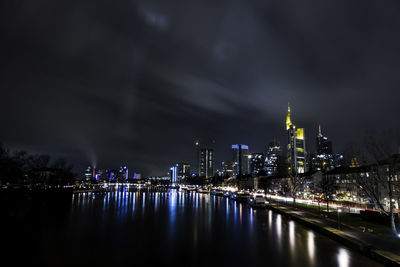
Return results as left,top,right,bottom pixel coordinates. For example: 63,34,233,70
2,189,382,266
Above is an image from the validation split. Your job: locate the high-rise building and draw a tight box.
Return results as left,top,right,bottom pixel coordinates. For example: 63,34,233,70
106,169,117,182
198,148,214,178
94,169,102,181
334,153,344,168
232,144,249,176
174,163,190,182
249,153,264,176
316,124,332,155
222,161,234,177
265,140,281,176
117,166,129,182
286,104,306,174
170,166,178,184
84,166,93,181
314,125,334,171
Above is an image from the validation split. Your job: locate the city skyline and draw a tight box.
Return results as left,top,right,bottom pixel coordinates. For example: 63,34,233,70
1,102,398,178
81,103,380,178
1,1,400,176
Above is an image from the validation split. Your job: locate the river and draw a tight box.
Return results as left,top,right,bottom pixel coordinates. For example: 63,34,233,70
1,189,382,266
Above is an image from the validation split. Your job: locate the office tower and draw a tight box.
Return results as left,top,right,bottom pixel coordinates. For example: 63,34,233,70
249,152,265,176
106,169,117,182
286,104,306,174
334,153,344,168
232,144,249,176
84,166,93,181
222,161,235,177
169,166,178,184
314,124,334,171
173,163,190,182
117,166,129,181
316,124,332,155
198,148,214,178
265,140,281,176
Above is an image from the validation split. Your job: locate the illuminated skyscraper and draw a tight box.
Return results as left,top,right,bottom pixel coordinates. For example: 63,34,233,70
170,163,190,184
222,161,234,177
316,124,332,155
106,169,117,182
249,152,264,176
198,148,214,178
286,104,306,174
265,140,281,176
232,144,249,176
170,166,178,184
84,166,93,181
314,124,335,171
117,166,129,182
174,163,191,182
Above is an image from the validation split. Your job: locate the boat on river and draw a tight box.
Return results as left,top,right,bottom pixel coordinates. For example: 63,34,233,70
210,188,224,196
232,191,250,202
248,194,268,208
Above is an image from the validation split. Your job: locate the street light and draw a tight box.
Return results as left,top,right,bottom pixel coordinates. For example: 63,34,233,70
337,208,342,230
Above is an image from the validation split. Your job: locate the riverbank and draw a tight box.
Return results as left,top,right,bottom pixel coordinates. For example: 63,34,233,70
266,202,400,266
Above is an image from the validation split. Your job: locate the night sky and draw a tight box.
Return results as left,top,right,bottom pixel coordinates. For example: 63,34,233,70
1,1,400,176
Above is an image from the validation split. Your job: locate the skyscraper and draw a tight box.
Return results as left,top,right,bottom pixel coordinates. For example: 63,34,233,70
117,166,129,182
198,148,214,178
314,124,334,171
265,140,281,176
249,152,264,176
222,161,234,177
170,166,178,184
232,144,249,176
177,163,191,181
170,163,190,184
84,166,93,181
286,104,306,174
316,124,332,155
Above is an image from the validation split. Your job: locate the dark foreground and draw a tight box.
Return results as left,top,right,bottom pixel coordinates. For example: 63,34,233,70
1,189,383,266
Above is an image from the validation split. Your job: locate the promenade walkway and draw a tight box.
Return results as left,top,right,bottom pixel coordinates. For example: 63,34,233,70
267,202,400,266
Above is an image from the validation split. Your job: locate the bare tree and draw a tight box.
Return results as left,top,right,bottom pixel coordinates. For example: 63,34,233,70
364,134,400,235
288,170,305,207
316,175,338,212
345,132,400,235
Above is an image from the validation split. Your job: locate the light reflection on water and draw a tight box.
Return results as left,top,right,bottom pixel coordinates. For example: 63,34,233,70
68,189,382,267
289,220,295,253
338,248,350,267
276,214,282,239
308,231,315,265
268,209,272,230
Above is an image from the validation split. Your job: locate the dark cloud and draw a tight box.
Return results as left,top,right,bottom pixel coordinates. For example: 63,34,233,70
1,0,400,176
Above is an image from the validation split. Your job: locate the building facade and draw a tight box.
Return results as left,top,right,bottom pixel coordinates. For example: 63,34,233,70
117,166,129,182
286,104,306,174
198,148,214,178
314,124,334,171
222,161,235,177
232,144,249,176
84,166,93,181
178,163,190,181
249,153,265,176
265,140,281,176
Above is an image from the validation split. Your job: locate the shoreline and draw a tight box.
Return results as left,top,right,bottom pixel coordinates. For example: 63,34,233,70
266,202,400,266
